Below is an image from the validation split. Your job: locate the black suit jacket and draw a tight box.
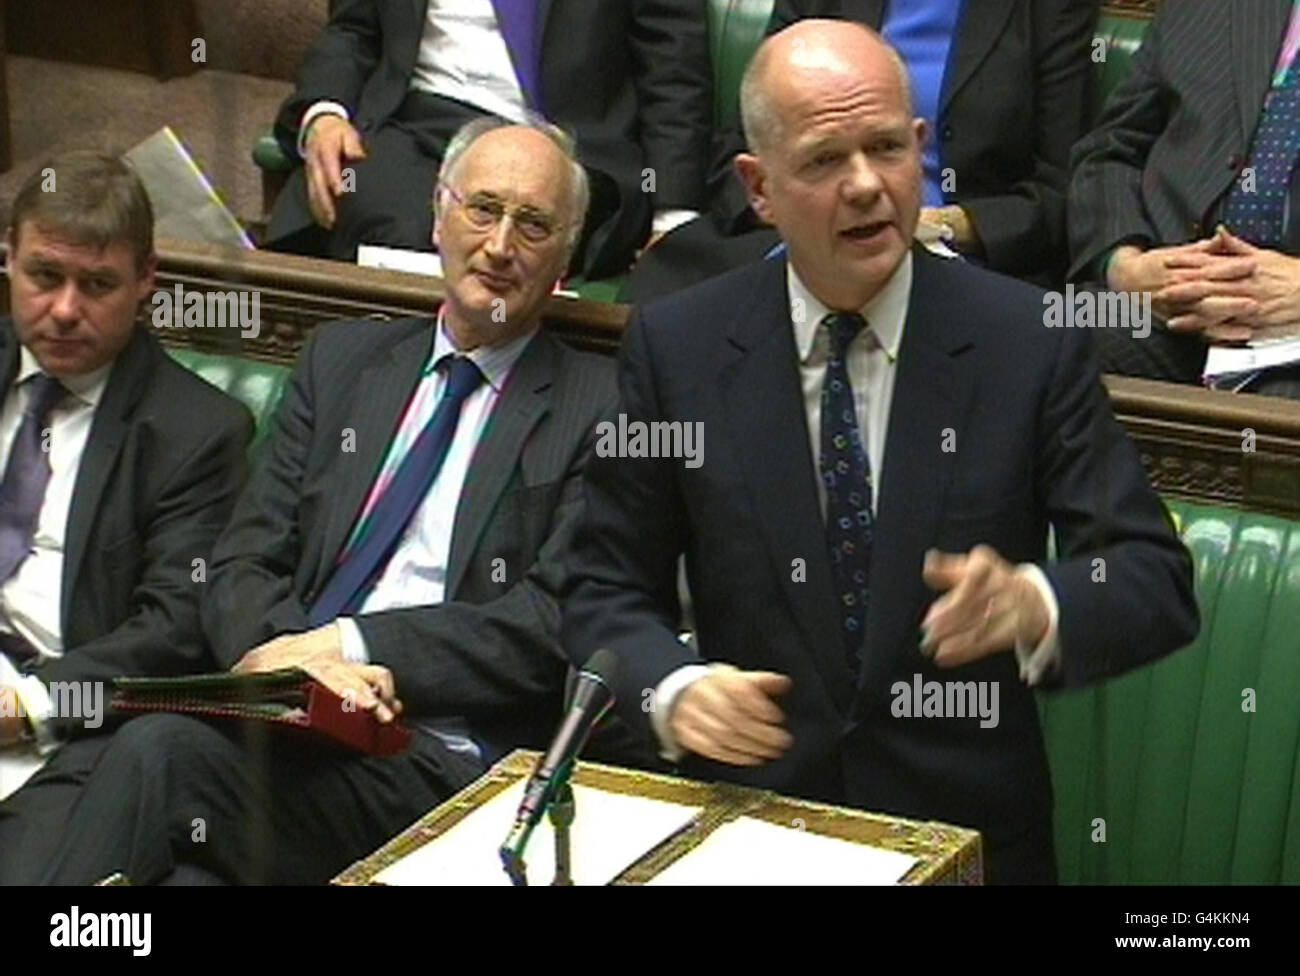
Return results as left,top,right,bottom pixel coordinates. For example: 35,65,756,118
273,0,713,277
203,318,616,754
562,249,1198,881
0,323,252,735
1069,0,1299,280
712,0,1098,282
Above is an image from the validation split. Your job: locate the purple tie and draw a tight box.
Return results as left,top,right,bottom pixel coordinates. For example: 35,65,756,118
0,374,67,584
491,0,542,110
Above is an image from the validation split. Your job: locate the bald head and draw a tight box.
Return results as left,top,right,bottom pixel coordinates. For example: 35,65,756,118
740,19,914,155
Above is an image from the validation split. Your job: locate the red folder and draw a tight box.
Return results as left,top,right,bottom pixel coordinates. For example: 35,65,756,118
111,668,412,757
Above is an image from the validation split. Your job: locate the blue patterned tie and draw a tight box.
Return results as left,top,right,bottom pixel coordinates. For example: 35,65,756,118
307,356,484,626
0,373,66,584
1223,60,1300,247
820,313,874,680
491,0,542,111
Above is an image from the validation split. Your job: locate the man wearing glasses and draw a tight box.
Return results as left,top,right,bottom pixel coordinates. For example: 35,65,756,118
39,118,617,885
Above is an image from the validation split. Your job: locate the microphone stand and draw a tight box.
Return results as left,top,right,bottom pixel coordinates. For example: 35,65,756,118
548,779,575,886
499,759,578,886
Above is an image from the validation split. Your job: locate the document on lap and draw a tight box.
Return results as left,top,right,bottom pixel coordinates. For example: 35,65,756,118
110,669,412,757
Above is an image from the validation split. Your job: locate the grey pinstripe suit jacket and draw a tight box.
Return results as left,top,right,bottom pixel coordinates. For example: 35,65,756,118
1068,0,1298,280
201,317,615,753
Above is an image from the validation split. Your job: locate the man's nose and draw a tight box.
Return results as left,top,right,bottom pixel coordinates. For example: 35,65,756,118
49,282,83,325
483,215,517,262
843,153,884,203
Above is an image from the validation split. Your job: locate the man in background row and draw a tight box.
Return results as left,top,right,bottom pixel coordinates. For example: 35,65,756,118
0,151,251,883
267,0,713,280
43,119,617,885
626,0,1099,300
1069,0,1300,398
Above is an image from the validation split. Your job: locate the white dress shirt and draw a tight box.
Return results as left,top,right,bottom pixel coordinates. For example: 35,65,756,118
298,0,698,235
651,254,1062,759
335,316,537,757
0,347,111,796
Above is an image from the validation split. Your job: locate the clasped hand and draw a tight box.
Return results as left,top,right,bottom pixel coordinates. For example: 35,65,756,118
1110,228,1300,340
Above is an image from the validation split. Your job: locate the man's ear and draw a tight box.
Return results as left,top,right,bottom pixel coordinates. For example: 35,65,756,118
134,251,158,305
431,187,445,250
734,153,775,226
913,117,929,153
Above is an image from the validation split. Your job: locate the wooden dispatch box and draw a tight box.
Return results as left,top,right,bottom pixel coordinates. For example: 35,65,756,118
334,749,983,885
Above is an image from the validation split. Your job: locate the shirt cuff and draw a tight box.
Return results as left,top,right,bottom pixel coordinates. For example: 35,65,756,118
0,652,57,753
335,617,370,665
297,100,351,157
650,663,711,762
651,209,700,236
1013,564,1061,687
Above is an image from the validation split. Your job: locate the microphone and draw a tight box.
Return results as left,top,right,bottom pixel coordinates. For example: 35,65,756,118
500,648,619,877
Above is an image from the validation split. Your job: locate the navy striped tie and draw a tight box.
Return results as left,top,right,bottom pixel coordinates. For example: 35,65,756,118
307,356,484,626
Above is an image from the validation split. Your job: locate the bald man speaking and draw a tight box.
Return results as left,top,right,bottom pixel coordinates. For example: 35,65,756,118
562,21,1198,884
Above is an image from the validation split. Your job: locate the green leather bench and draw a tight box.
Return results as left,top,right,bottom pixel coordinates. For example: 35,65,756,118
166,347,290,453
1042,500,1300,884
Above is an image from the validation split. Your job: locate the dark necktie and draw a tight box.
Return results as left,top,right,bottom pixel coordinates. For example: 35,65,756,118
491,0,542,110
307,355,484,626
0,373,67,585
1223,59,1300,247
820,313,874,681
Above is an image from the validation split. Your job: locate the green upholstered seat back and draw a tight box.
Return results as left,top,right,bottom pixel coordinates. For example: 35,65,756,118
166,348,291,455
1092,10,1153,119
709,0,777,127
1040,499,1300,883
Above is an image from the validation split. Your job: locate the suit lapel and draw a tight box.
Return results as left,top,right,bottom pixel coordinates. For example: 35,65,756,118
857,250,976,702
62,330,154,630
1232,0,1292,148
940,0,1017,116
720,258,855,714
314,324,434,582
444,330,554,599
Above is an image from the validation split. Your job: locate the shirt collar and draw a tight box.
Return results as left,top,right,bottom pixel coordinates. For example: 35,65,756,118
431,311,539,393
17,344,113,408
789,251,912,365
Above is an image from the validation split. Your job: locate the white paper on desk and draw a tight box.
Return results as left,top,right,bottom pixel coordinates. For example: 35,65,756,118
647,816,918,885
1203,334,1300,384
372,780,701,886
356,244,444,277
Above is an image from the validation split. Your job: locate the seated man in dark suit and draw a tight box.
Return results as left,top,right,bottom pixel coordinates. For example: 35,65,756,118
563,20,1198,884
266,0,713,279
42,119,618,885
1069,0,1300,398
624,0,1099,301
0,151,252,883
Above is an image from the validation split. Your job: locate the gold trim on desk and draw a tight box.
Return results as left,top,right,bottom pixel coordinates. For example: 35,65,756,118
333,749,983,885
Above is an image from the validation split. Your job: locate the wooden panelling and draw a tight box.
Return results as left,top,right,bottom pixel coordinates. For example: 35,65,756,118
2,239,1297,517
